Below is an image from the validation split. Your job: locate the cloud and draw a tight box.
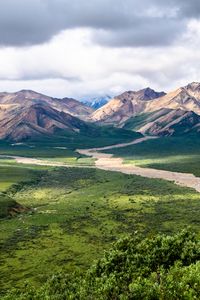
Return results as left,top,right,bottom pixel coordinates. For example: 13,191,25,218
0,1,200,98
0,0,199,47
0,22,200,98
92,19,185,47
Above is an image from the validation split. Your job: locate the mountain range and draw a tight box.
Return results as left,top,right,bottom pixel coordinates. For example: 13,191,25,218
0,90,95,141
0,90,137,142
0,90,93,119
91,82,200,136
0,82,200,142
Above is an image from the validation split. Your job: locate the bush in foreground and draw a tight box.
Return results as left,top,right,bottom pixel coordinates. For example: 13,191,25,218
3,230,200,300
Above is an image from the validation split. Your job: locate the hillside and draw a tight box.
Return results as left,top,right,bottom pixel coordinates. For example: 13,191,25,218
0,90,93,120
1,83,200,141
0,89,142,144
91,82,200,136
145,82,200,115
123,108,200,136
91,87,165,125
3,230,200,299
0,103,91,141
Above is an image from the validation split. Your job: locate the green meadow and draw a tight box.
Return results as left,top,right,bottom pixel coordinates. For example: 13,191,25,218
1,133,200,297
0,124,141,155
0,160,200,295
0,127,141,167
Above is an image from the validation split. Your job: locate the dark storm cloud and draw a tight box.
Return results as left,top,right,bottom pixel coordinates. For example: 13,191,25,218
164,0,200,18
0,0,199,47
93,18,185,47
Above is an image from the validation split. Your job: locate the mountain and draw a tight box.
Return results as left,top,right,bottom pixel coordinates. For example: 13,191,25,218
0,90,94,120
91,88,166,125
123,108,200,136
145,82,200,115
0,89,94,141
0,89,142,143
116,87,166,102
2,83,200,141
0,102,91,141
91,82,200,137
81,95,112,110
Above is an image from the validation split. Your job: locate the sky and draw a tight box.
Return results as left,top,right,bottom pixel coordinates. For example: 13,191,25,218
0,0,200,99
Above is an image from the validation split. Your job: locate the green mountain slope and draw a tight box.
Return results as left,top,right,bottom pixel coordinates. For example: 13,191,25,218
123,108,200,136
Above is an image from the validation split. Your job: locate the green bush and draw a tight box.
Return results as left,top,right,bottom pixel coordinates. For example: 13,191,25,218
2,230,200,300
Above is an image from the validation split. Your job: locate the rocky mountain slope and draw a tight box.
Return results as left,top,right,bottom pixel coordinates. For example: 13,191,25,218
0,102,91,141
123,108,200,136
1,83,200,141
91,82,200,136
145,82,200,115
0,90,141,142
91,88,166,125
0,90,93,120
0,90,94,141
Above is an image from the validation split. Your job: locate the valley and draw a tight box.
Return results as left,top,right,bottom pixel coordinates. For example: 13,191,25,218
1,84,200,298
77,137,200,192
2,135,200,193
1,160,200,294
2,1,200,297
107,134,200,177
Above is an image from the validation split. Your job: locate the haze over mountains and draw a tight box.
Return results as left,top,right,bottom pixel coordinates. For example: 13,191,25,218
81,95,112,110
0,82,200,142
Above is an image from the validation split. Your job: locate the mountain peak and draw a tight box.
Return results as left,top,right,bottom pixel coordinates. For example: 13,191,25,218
116,87,166,102
18,89,36,93
138,87,166,100
17,89,44,96
15,89,51,100
184,82,200,91
91,87,166,124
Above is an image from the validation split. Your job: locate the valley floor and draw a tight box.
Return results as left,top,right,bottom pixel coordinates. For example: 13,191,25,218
1,164,200,293
3,136,200,193
1,135,200,294
77,137,200,193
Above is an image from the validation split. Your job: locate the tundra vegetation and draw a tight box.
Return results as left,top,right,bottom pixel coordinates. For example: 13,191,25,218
0,152,200,298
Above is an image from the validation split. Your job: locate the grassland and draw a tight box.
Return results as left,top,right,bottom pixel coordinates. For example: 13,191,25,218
0,141,97,168
0,124,141,152
0,161,200,295
1,132,200,296
105,134,200,176
0,127,141,167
